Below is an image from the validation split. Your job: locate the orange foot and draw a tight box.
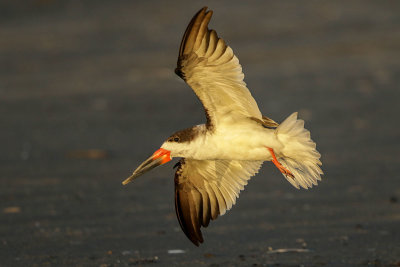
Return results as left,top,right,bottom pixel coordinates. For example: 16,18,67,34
266,147,295,179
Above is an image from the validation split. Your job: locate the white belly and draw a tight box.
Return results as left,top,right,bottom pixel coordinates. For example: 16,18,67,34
191,123,283,161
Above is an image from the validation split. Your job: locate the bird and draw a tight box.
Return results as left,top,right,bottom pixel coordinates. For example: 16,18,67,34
122,7,323,246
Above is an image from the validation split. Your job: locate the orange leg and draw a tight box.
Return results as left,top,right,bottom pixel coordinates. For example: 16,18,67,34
267,147,295,179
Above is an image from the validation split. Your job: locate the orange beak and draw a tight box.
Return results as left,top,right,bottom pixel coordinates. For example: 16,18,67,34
122,148,171,185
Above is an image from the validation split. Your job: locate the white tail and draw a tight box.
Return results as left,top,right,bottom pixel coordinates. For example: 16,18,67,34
275,112,323,189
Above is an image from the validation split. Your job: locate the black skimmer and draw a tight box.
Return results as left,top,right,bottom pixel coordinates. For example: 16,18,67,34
123,7,323,246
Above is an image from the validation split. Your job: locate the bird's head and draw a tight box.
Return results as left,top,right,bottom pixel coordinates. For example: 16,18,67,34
122,126,202,185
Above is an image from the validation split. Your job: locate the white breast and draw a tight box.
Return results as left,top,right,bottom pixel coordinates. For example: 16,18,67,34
188,121,283,161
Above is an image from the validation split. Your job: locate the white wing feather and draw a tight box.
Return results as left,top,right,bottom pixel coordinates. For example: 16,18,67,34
174,158,263,245
176,7,262,127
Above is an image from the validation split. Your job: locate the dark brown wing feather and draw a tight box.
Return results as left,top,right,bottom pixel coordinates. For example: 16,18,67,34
174,158,263,246
175,7,212,79
174,7,263,129
174,186,204,246
175,7,215,128
250,115,279,129
174,159,207,246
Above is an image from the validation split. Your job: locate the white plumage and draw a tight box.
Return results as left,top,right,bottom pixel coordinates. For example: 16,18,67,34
123,7,323,246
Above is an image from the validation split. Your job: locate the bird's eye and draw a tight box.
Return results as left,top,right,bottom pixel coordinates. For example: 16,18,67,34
174,137,180,142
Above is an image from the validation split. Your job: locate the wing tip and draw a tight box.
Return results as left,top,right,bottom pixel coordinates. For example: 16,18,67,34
174,66,185,79
174,161,206,246
177,6,214,59
175,189,205,246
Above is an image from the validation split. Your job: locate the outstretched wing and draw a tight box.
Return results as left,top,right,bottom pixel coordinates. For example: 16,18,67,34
174,158,263,246
175,7,262,129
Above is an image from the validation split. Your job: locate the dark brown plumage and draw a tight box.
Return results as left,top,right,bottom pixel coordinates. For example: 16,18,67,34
175,7,213,77
167,127,200,143
175,7,217,130
174,159,214,246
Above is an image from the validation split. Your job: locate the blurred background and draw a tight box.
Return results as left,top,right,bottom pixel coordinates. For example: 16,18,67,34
1,0,399,266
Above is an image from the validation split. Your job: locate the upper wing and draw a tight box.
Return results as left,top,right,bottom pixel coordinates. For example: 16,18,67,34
174,158,263,246
175,7,262,128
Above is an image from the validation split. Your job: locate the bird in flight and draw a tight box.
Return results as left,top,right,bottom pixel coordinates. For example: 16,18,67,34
123,7,323,246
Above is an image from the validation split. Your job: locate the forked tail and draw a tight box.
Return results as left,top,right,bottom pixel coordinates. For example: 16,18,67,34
275,112,323,189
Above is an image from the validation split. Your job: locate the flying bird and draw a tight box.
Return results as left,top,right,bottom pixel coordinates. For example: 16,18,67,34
123,7,323,246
